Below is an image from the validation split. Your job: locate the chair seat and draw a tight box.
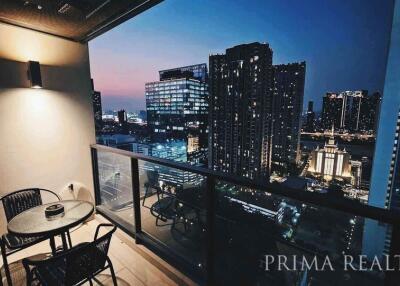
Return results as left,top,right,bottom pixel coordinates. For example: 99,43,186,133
151,197,176,220
33,261,67,286
2,233,44,250
32,242,99,286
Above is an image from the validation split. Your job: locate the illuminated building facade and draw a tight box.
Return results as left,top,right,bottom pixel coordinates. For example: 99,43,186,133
145,64,208,165
321,90,381,133
271,62,306,175
309,136,350,180
308,130,361,186
132,140,202,186
209,42,274,181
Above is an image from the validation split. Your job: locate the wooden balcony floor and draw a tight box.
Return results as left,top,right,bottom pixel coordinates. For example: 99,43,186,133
0,215,197,286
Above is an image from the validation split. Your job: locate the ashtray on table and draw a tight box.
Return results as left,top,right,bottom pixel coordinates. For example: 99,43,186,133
45,204,65,218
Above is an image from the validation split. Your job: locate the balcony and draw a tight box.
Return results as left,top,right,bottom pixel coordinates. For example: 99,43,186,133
90,144,400,286
1,1,400,286
1,215,196,286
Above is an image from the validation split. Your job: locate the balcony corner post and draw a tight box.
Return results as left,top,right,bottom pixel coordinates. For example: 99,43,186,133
206,176,216,285
91,147,101,206
131,158,142,244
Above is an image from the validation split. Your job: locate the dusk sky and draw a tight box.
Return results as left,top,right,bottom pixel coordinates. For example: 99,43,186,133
89,0,394,112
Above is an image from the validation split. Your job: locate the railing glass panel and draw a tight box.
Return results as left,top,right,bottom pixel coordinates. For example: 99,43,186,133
91,145,400,285
97,150,135,230
138,160,207,277
214,180,392,286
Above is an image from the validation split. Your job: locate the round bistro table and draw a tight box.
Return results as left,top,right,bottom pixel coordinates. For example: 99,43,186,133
7,200,94,253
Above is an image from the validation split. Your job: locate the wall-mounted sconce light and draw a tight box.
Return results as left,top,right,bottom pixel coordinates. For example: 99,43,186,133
28,61,42,89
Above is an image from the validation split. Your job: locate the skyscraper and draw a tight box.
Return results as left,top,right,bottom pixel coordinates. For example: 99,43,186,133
321,92,344,130
208,42,274,181
117,109,127,124
305,101,315,132
359,92,382,133
145,64,208,165
271,62,306,175
363,1,399,262
91,79,102,134
321,90,368,132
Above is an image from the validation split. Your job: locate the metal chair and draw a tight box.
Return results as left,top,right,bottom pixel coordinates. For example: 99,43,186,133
0,188,71,285
141,170,161,207
23,224,118,286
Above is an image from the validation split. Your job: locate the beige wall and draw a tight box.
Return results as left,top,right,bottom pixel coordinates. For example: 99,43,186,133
0,23,96,208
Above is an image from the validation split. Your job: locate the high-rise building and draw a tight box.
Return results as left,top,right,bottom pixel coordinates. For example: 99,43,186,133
145,64,208,165
117,109,127,124
305,101,315,132
209,42,274,181
271,62,306,175
91,79,102,134
363,2,399,262
117,109,128,134
321,90,367,132
321,92,344,130
359,92,382,133
321,90,381,133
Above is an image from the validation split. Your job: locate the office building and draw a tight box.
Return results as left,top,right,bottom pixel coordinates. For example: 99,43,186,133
209,42,274,181
271,62,306,175
159,63,208,82
132,140,187,162
132,140,202,186
145,64,208,165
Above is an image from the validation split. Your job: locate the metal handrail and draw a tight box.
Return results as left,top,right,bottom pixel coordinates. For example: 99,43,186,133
91,144,400,225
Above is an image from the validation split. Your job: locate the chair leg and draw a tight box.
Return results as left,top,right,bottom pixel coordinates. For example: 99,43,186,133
0,261,3,286
0,242,12,286
108,260,118,286
142,186,149,206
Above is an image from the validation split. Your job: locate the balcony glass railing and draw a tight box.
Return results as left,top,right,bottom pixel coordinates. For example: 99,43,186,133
91,144,400,286
96,150,135,232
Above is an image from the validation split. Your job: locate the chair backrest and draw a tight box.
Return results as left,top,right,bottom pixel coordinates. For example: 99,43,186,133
1,188,60,222
33,224,116,285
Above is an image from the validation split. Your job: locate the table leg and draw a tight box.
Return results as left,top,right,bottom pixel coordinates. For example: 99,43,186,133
61,232,68,251
49,236,57,256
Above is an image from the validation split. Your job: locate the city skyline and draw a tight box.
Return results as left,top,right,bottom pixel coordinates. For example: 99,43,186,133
89,0,393,112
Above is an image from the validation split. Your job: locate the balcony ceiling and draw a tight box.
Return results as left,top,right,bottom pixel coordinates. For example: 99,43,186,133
0,0,162,42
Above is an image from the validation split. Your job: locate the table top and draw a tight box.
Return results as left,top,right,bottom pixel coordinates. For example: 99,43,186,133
7,200,94,237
